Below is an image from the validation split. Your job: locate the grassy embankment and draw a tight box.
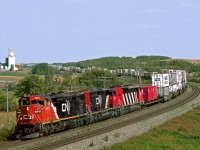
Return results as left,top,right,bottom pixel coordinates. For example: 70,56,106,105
106,105,200,150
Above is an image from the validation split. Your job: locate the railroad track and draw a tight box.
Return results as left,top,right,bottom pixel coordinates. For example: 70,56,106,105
1,84,199,150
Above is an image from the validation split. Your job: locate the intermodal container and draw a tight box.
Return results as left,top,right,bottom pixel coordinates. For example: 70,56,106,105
142,86,157,101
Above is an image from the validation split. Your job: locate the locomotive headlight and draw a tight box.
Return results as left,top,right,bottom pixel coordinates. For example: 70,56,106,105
17,109,21,114
35,108,41,114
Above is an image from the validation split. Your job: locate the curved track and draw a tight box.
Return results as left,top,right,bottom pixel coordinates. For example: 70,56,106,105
1,84,199,150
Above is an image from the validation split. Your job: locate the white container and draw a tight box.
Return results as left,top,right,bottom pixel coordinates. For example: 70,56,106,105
178,82,183,90
157,86,170,97
169,73,177,85
152,73,169,87
172,84,178,92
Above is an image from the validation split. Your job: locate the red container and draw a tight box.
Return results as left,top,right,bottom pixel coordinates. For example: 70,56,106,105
142,86,157,101
136,87,144,103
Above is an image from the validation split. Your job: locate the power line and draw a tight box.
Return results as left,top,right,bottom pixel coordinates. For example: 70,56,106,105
98,77,113,89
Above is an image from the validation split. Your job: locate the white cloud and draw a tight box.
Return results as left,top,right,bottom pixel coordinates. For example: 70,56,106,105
180,2,200,8
147,8,167,14
141,23,160,29
66,0,90,2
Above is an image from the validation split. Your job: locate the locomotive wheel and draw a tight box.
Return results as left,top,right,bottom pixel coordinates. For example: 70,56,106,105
86,118,90,125
49,124,55,133
54,124,60,132
111,111,115,118
96,114,100,121
124,108,127,114
114,109,118,117
43,125,49,136
94,114,98,122
73,120,77,127
97,114,101,121
117,108,121,116
79,119,84,126
90,116,94,124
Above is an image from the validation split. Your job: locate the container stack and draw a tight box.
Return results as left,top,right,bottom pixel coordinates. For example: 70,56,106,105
152,69,187,100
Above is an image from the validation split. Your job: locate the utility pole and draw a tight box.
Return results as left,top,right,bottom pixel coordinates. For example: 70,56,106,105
6,82,9,126
98,77,113,89
136,67,139,84
0,80,11,126
139,69,142,85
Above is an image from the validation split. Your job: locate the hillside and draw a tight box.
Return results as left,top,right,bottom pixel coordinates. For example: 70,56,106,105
161,58,200,64
61,55,200,73
176,59,200,64
62,56,171,70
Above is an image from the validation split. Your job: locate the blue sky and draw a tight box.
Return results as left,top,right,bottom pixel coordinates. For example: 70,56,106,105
0,0,200,63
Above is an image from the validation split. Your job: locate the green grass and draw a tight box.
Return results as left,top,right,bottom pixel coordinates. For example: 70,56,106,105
106,106,200,150
0,71,28,77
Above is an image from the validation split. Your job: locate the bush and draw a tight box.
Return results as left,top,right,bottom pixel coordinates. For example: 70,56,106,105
0,125,15,142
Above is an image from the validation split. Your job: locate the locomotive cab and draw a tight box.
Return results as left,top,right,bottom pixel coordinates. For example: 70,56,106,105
15,96,56,139
16,96,48,124
106,88,124,108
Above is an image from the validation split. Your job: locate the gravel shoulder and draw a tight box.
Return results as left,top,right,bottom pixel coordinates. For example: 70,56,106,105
56,86,200,150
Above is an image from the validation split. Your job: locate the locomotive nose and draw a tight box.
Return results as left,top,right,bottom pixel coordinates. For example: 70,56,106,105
17,106,34,123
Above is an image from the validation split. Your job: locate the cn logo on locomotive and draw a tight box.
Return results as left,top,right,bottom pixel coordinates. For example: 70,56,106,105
62,100,70,114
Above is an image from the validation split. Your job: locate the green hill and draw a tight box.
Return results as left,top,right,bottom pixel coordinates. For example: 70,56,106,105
61,55,200,73
62,56,172,70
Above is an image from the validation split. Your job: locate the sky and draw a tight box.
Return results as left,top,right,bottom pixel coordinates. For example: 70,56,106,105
0,0,200,64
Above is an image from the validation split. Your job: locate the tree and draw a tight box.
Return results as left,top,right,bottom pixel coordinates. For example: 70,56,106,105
32,63,60,75
78,69,119,89
15,75,45,97
44,74,62,93
61,76,79,91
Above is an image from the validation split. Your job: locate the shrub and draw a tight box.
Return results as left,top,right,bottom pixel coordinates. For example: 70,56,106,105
0,125,15,143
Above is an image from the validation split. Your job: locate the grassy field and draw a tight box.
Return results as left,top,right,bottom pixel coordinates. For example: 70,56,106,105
0,76,24,82
0,112,16,128
0,71,28,77
0,71,28,82
107,105,200,150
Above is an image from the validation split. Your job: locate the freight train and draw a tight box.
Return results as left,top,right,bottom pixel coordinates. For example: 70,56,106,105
15,69,187,139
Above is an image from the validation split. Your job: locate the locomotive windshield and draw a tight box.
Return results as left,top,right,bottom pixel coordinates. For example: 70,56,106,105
18,99,30,106
18,98,45,106
106,89,116,96
31,99,44,106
